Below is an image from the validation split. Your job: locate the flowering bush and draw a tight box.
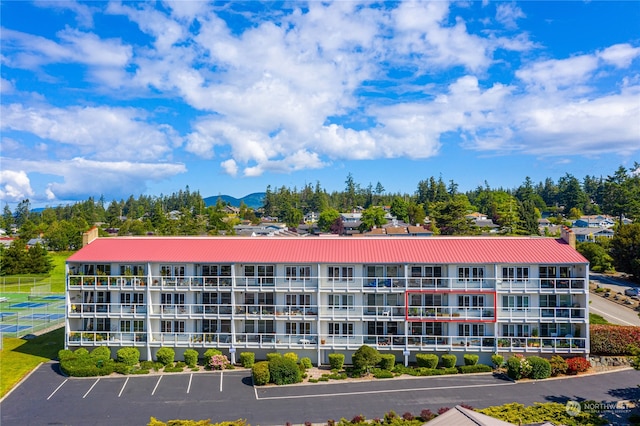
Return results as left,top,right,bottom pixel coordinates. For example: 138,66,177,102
566,357,591,374
507,354,532,380
209,354,230,370
590,325,640,355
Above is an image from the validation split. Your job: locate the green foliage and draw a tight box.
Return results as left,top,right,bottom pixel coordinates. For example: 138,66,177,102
352,345,381,373
507,355,532,380
491,354,504,368
239,352,255,368
283,352,298,363
183,349,199,368
590,325,640,355
59,349,115,377
265,352,281,362
372,368,394,379
527,356,551,379
113,362,131,374
463,354,479,366
378,354,396,370
358,206,387,232
318,209,341,232
148,418,249,426
611,223,640,279
589,313,609,325
0,240,53,275
268,356,302,385
577,242,615,272
328,353,345,370
203,348,222,359
415,353,438,369
90,346,111,361
458,364,492,374
440,354,457,368
549,355,568,376
478,402,607,426
74,347,89,357
58,349,74,361
117,347,140,366
156,347,175,366
300,357,312,369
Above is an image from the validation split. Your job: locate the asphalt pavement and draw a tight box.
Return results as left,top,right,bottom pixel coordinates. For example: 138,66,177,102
2,362,639,426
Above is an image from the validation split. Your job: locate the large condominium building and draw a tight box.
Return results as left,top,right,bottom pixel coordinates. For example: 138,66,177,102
65,230,589,365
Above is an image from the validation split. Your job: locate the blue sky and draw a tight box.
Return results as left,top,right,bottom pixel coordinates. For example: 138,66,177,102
1,1,639,208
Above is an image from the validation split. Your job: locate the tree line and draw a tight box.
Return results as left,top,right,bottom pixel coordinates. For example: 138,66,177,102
0,163,639,278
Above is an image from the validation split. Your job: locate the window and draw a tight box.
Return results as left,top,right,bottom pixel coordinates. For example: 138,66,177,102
410,266,443,277
286,294,311,306
161,293,185,306
502,295,529,310
540,323,571,337
539,266,556,278
458,295,485,307
83,264,111,275
202,319,231,333
201,265,232,276
328,322,354,336
458,267,484,282
121,320,144,332
120,293,144,305
203,292,231,305
408,293,445,307
367,321,398,336
120,265,144,276
502,267,529,281
161,320,184,333
328,266,354,282
244,265,275,284
286,322,311,335
502,324,530,337
458,324,485,336
328,294,354,309
286,266,311,281
160,265,185,277
244,293,274,305
540,294,571,307
245,320,274,333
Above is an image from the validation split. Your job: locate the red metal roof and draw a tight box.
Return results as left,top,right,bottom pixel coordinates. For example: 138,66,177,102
67,236,588,265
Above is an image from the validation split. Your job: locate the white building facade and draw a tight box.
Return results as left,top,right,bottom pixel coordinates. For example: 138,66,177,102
65,233,589,365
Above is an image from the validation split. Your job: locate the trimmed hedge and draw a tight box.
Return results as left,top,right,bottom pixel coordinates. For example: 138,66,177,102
183,349,199,367
549,355,568,377
117,347,140,366
441,354,457,368
458,364,492,374
266,352,282,362
378,354,396,370
156,347,175,366
567,357,591,374
300,357,312,369
239,352,255,368
283,352,298,363
328,353,345,370
203,348,222,359
527,356,551,379
590,325,640,355
491,354,504,368
91,346,111,361
416,353,438,369
252,361,270,385
268,356,302,385
463,354,479,366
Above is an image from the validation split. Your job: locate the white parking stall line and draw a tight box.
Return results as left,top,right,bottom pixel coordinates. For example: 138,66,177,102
220,371,223,392
255,381,515,401
118,377,129,398
187,374,193,394
151,376,163,395
82,379,100,399
47,379,67,400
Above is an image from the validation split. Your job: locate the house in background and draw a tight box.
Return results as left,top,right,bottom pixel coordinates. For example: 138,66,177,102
571,227,615,243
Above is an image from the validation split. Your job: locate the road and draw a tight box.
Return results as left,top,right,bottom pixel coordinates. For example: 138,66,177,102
1,362,639,426
589,272,640,326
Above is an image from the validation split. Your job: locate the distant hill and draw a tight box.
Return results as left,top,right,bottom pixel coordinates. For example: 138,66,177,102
203,192,266,209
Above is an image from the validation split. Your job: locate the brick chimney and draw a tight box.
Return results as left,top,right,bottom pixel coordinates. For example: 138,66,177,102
561,226,576,249
82,226,99,247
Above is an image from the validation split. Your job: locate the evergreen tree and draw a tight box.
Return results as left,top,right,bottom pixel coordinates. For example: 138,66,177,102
26,243,53,273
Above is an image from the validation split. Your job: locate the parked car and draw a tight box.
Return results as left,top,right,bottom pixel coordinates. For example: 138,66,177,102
624,288,639,298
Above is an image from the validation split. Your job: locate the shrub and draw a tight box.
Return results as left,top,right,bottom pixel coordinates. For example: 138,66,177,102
266,352,282,362
252,361,270,385
58,349,74,361
117,347,140,366
328,353,345,370
74,347,89,357
156,347,175,366
300,357,313,369
113,362,131,374
378,354,396,370
140,360,162,371
549,355,568,376
371,368,394,379
458,364,492,374
478,401,606,425
402,412,414,421
183,349,199,367
566,357,591,374
240,352,255,368
91,346,111,361
283,352,298,363
209,354,230,370
590,325,640,355
491,354,504,368
416,353,438,369
352,345,381,373
463,354,479,366
527,356,551,379
441,354,457,368
203,348,222,359
420,409,435,421
506,354,532,380
268,356,302,385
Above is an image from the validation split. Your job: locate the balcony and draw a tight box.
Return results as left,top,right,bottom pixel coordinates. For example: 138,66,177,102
496,336,587,353
499,307,586,322
407,306,495,321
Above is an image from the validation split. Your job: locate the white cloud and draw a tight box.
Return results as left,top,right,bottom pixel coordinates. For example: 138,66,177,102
516,54,599,91
220,159,238,177
1,103,179,161
598,43,640,68
495,3,525,30
33,0,95,28
0,78,14,94
0,170,34,202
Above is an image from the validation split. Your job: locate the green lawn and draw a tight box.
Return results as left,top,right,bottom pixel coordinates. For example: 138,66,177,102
0,251,72,294
0,327,64,397
589,313,610,325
